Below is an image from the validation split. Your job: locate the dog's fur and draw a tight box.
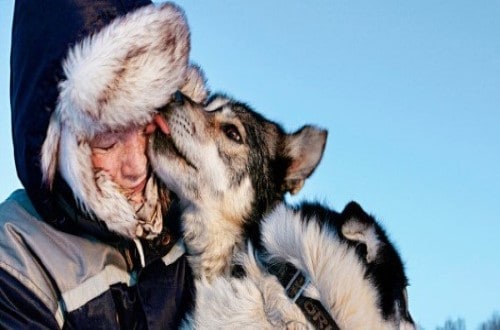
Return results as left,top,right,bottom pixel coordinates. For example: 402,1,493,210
149,94,415,329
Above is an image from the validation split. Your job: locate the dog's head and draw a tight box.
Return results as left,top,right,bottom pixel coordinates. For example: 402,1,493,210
149,93,327,225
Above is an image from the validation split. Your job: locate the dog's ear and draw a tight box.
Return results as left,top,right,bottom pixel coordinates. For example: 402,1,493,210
340,201,380,263
40,113,61,189
180,63,209,104
282,125,327,195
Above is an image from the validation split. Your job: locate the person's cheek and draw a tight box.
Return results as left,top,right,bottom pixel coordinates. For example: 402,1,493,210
91,150,118,180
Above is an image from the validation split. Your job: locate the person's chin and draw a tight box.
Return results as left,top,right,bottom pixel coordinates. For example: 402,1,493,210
133,178,147,193
123,179,147,203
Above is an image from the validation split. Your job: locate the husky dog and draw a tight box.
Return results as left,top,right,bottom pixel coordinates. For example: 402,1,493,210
149,94,415,329
150,93,327,280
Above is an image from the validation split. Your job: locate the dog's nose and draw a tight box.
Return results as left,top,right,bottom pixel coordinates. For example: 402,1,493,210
173,90,185,104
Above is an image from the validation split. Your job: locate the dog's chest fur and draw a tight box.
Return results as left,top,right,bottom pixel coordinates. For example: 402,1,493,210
182,204,247,280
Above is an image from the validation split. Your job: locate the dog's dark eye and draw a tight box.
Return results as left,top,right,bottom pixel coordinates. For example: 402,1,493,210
222,124,242,143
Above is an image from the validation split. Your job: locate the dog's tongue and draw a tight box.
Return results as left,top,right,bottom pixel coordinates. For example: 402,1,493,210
154,114,170,135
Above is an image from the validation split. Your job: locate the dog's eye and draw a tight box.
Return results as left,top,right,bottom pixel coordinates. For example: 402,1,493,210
222,124,242,143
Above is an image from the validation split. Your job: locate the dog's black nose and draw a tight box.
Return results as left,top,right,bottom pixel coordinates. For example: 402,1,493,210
174,90,185,103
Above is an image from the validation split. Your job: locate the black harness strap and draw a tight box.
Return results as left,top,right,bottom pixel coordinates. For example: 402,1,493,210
267,262,340,330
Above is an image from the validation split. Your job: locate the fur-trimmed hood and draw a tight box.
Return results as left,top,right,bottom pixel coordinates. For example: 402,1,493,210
11,0,207,239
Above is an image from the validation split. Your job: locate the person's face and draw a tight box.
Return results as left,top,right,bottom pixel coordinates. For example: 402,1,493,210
90,125,154,205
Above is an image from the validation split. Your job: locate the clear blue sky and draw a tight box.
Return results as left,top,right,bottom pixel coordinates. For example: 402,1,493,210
1,1,499,329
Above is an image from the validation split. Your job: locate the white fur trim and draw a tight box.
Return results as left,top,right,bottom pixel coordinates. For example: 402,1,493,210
57,3,190,138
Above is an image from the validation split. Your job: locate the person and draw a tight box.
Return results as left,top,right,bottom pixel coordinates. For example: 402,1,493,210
1,0,207,328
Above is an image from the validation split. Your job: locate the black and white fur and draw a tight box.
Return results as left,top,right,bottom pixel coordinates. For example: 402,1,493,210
149,94,415,329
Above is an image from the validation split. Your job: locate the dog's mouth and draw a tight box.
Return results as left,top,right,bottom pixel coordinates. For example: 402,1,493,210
153,116,197,171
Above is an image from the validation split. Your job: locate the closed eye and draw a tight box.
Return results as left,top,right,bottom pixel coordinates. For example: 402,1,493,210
222,124,242,143
90,141,117,151
98,144,115,151
90,135,119,152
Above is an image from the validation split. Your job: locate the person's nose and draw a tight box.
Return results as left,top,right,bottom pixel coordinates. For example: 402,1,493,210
121,135,147,181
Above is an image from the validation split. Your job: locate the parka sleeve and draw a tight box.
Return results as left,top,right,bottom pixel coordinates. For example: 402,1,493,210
0,268,60,329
